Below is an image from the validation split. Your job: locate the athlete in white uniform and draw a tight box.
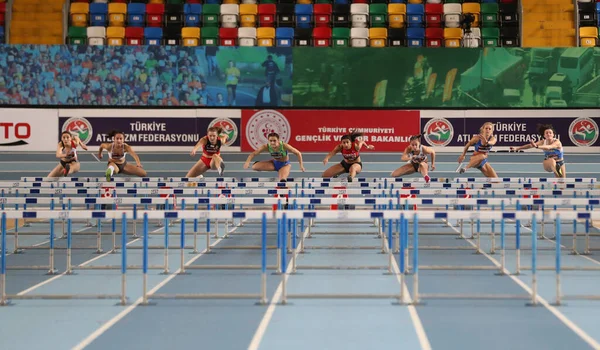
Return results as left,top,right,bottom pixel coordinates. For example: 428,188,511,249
97,130,147,181
391,134,435,182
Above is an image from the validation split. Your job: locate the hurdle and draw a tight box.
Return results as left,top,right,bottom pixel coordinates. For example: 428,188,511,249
0,211,131,305
142,211,273,304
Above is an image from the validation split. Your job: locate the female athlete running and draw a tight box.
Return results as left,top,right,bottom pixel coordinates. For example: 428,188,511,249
391,134,435,182
243,132,305,181
322,131,374,182
186,126,227,178
511,124,566,178
98,130,147,181
457,122,498,178
48,131,88,177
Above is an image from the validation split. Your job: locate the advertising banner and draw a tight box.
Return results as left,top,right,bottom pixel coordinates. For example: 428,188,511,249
241,109,420,152
293,47,600,109
0,109,58,151
420,110,599,152
58,109,241,151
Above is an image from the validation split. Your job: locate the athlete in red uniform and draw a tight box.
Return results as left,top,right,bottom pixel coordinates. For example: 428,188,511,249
48,131,88,177
186,126,227,178
322,131,374,182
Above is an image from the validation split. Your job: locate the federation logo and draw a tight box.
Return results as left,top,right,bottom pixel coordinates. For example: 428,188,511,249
62,117,93,145
569,117,598,147
209,117,238,147
245,110,291,150
423,118,454,147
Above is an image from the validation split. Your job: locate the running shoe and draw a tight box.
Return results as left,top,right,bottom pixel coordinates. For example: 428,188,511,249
105,168,112,182
459,167,466,174
424,175,431,183
218,162,225,176
347,176,353,182
555,164,563,177
455,163,463,173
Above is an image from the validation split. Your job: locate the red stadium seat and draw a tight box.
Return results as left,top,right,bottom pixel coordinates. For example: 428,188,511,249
425,27,443,47
146,3,165,27
219,27,238,46
125,27,144,45
258,4,276,27
314,4,332,27
425,3,442,27
313,27,332,47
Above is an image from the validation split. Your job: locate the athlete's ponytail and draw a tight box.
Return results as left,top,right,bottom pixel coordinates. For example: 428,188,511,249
342,131,363,143
410,134,422,141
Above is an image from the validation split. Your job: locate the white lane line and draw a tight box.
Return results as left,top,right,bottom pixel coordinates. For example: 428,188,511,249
383,235,432,350
72,220,245,350
16,224,153,296
248,226,308,350
446,220,600,350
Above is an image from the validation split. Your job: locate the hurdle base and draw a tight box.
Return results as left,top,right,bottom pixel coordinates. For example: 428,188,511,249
46,269,58,276
177,271,191,276
94,250,104,255
12,249,24,254
285,293,401,299
525,302,540,307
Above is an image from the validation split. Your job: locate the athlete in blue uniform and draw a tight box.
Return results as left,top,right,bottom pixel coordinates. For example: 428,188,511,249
457,122,498,178
511,124,566,178
243,132,305,181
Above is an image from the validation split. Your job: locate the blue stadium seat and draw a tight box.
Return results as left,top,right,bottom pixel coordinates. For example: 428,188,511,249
407,27,424,46
276,27,294,46
406,4,424,27
184,4,202,27
128,3,146,27
295,4,313,29
144,27,163,45
89,3,108,27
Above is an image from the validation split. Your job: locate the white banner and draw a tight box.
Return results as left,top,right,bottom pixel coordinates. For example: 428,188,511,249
0,109,58,151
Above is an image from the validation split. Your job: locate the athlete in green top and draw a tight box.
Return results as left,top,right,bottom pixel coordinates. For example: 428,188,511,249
243,132,305,181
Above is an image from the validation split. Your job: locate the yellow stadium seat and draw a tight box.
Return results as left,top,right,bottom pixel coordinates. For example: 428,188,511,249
407,0,423,3
257,27,275,46
579,27,598,47
462,2,480,27
70,3,89,27
369,28,387,47
223,0,240,4
107,26,126,46
148,0,165,4
444,27,462,47
108,3,127,27
240,4,258,27
182,27,200,46
388,4,406,29
297,0,312,4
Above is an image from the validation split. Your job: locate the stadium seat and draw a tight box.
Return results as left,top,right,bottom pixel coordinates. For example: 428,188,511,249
257,26,275,45
500,26,519,46
332,27,350,46
145,27,164,45
201,26,219,45
295,4,313,29
481,26,499,46
369,27,387,47
443,3,461,28
462,2,480,27
164,27,181,45
108,3,127,27
579,2,596,27
125,26,144,45
70,3,89,27
67,26,87,45
221,4,240,28
221,27,239,45
239,27,258,45
444,27,462,47
388,3,406,28
203,4,220,27
165,4,184,29
107,26,125,45
388,28,406,46
425,3,442,27
499,2,518,27
240,4,258,27
425,27,443,47
406,4,424,27
89,3,108,27
146,4,165,27
314,4,332,27
87,26,106,45
313,27,332,46
464,27,481,47
277,4,295,27
350,27,369,47
579,27,598,46
406,27,424,46
333,4,350,27
295,28,312,46
257,4,275,26
481,3,498,27
128,3,146,27
182,26,200,46
350,4,369,28
275,27,294,46
184,4,202,26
